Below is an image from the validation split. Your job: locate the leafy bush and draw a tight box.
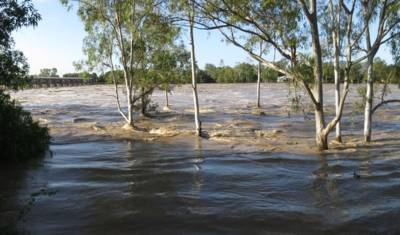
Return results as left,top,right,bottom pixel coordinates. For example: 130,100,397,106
0,91,50,163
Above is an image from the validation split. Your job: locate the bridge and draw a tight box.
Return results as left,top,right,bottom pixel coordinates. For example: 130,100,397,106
29,77,95,88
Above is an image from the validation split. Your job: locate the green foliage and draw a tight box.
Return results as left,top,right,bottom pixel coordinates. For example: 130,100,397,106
372,58,399,84
349,63,364,84
318,58,399,84
99,70,124,84
352,57,400,114
151,43,191,90
62,0,188,118
38,68,58,77
291,55,314,86
0,1,40,89
197,69,216,83
0,0,40,48
261,66,280,83
197,62,280,83
0,91,50,163
63,72,100,82
0,49,30,89
0,0,50,163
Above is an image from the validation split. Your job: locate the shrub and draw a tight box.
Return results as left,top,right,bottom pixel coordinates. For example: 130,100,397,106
0,91,50,163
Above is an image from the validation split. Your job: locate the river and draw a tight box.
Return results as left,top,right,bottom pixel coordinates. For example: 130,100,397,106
1,83,400,234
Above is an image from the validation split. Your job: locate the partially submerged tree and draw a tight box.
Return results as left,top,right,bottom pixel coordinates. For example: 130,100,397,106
326,0,344,142
322,0,365,142
62,0,181,127
359,0,400,142
256,42,262,108
194,0,350,150
189,0,202,136
168,0,203,136
255,41,267,108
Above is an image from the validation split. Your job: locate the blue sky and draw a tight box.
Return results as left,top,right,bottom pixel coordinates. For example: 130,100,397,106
13,0,251,75
13,0,393,76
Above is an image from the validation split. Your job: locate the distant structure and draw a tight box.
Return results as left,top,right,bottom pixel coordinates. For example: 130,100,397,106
277,76,288,83
29,77,94,88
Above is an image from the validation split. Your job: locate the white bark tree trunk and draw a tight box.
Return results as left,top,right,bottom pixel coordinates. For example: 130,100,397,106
363,5,373,143
256,41,262,108
126,87,134,126
364,56,374,142
309,9,328,150
331,0,342,142
256,61,261,108
189,3,201,136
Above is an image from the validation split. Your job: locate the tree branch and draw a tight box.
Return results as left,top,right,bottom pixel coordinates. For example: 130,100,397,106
372,99,400,114
323,88,350,134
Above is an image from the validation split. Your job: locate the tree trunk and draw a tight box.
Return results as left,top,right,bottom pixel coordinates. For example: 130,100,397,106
165,90,169,107
334,60,341,142
364,56,373,142
309,9,327,150
140,87,145,116
331,1,342,142
315,104,328,150
316,128,328,151
256,41,262,108
256,60,261,108
363,9,373,143
189,5,201,136
126,88,134,127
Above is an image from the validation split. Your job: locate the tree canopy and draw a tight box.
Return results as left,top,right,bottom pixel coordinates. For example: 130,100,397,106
0,0,40,89
0,0,49,162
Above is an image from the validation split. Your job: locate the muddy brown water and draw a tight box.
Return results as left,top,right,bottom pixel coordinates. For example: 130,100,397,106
2,84,400,234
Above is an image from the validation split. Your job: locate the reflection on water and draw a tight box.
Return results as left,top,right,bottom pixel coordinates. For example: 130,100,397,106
1,136,399,234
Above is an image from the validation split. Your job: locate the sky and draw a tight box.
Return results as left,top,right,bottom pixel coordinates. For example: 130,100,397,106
13,0,251,76
13,0,394,76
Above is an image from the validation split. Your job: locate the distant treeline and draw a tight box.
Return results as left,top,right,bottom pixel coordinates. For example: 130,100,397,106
60,57,400,84
196,63,280,83
323,58,400,84
63,72,99,81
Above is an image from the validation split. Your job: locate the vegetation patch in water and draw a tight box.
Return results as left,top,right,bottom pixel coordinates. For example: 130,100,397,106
0,92,50,163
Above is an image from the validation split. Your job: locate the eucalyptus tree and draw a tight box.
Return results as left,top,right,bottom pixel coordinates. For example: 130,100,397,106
322,0,362,142
256,42,262,108
324,0,344,142
195,0,350,150
189,0,202,136
359,0,400,142
61,0,180,127
255,41,267,108
153,43,191,110
169,0,202,136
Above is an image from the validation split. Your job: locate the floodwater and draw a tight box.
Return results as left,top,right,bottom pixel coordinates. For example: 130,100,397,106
2,83,400,234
